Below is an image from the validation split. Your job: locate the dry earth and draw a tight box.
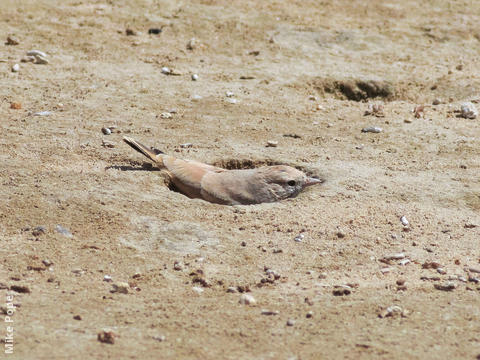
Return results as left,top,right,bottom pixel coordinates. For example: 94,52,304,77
1,0,480,359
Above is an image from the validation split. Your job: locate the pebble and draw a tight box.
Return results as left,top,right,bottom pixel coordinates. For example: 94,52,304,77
434,282,456,291
399,259,411,266
306,311,313,318
153,335,166,342
432,98,441,105
266,140,278,147
180,143,193,148
400,216,409,226
97,330,115,344
160,112,172,119
33,111,51,116
32,226,46,236
11,63,20,72
111,282,129,294
34,55,49,64
437,268,447,275
10,102,21,110
161,67,171,75
101,127,112,135
73,315,82,320
148,28,162,35
225,91,234,97
261,309,279,316
286,319,295,326
10,284,30,293
27,50,47,58
102,140,115,148
191,94,203,101
125,28,136,36
186,38,197,50
192,287,204,294
460,102,478,119
239,293,256,305
227,287,237,293
173,261,183,271
361,126,383,133
42,259,52,267
294,234,304,242
226,98,237,104
55,225,73,238
383,253,405,261
21,56,35,63
6,36,19,45
103,275,112,282
191,74,198,81
332,286,351,296
380,267,393,274
468,267,480,274
379,305,406,318
71,268,83,275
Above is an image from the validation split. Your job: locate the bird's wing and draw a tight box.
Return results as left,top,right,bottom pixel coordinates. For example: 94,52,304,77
163,156,226,199
200,170,259,205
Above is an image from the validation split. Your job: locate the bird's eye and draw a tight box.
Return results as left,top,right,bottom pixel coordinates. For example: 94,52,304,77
287,180,296,186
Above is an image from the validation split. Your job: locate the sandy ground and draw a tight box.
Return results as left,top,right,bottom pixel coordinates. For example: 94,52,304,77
1,0,480,359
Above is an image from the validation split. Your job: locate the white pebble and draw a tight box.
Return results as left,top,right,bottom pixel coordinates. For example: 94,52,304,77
192,287,204,294
225,91,234,97
33,111,52,116
399,259,411,266
266,140,278,147
226,98,237,104
460,102,478,119
361,126,383,133
180,143,193,148
400,216,409,226
191,74,198,81
380,267,393,274
186,38,197,50
160,112,172,119
226,287,237,293
261,309,279,316
161,67,171,75
191,94,202,101
294,234,304,242
286,319,295,326
11,63,20,72
102,127,112,135
103,275,112,282
383,253,405,261
437,268,447,275
239,293,256,305
27,50,47,58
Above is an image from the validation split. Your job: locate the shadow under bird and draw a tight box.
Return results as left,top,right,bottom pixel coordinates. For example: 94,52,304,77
123,136,322,205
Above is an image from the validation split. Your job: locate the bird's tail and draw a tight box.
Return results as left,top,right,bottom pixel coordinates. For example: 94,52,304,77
123,136,165,166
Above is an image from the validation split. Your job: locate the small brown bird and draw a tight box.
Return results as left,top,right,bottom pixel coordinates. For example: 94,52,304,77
123,136,322,205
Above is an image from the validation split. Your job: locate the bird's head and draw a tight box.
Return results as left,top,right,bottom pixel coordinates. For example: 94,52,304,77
261,165,323,201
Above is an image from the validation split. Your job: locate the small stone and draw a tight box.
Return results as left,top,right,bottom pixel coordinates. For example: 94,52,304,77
380,267,393,274
396,279,406,286
33,55,49,65
400,216,409,226
148,28,162,35
71,268,83,275
10,285,30,293
101,127,112,135
225,91,234,97
379,305,407,318
111,282,129,294
191,74,198,81
11,63,20,72
361,126,383,133
432,99,441,105
161,67,171,75
55,224,73,238
294,234,304,242
6,36,19,45
102,140,115,148
180,143,193,148
460,102,478,119
336,231,346,239
173,261,183,271
318,272,327,279
306,311,313,318
437,268,447,275
10,102,21,110
191,94,203,101
33,111,51,116
186,38,196,50
192,286,204,294
468,267,480,274
226,98,237,104
73,315,82,320
382,253,406,261
239,293,256,305
21,56,35,63
42,259,52,267
32,226,46,237
308,95,317,101
27,50,47,58
125,28,136,36
332,286,351,296
286,319,295,326
227,287,237,293
261,309,279,316
399,259,411,266
404,118,412,124
153,335,166,342
434,282,456,291
97,330,115,344
240,241,247,247
160,112,172,119
422,261,442,269
266,140,278,147
103,275,112,282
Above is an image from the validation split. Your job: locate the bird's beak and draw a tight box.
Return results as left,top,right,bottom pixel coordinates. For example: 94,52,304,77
304,177,323,187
